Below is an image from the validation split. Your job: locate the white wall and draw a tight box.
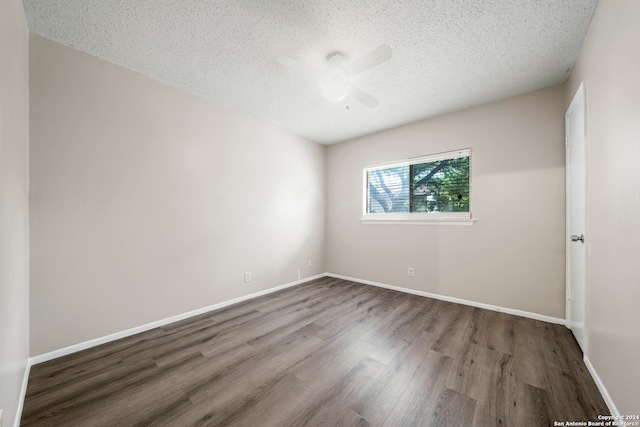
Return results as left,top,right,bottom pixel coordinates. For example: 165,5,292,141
29,35,325,356
326,85,566,319
0,0,30,425
566,0,640,415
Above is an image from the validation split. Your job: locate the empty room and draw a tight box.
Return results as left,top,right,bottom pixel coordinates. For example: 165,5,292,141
1,0,639,426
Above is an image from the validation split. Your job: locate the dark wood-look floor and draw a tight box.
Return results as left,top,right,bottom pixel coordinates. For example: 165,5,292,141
21,277,608,426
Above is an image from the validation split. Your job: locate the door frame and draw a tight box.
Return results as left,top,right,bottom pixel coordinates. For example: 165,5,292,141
565,82,588,353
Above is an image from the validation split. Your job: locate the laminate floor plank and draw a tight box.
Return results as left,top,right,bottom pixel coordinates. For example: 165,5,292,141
468,308,515,356
24,354,126,397
66,381,190,427
514,381,554,427
184,326,326,405
159,346,256,392
21,357,159,425
156,305,313,367
286,358,385,427
153,372,304,427
368,289,409,319
310,294,389,341
351,329,436,425
249,288,330,316
114,310,266,365
260,288,340,317
335,410,372,427
24,352,202,426
159,313,217,334
360,300,423,345
21,277,609,426
364,301,435,365
380,350,455,427
289,336,374,382
305,301,367,334
428,386,477,427
542,323,609,421
205,373,310,427
445,343,507,401
244,321,324,352
218,340,374,427
470,350,518,426
430,303,475,358
27,328,166,383
513,316,551,391
309,288,406,346
425,300,470,339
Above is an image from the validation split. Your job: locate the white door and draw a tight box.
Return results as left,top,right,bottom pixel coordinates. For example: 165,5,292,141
566,83,587,353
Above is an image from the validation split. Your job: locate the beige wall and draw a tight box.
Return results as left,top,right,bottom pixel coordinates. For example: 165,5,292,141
29,35,325,356
326,85,566,318
21,1,638,416
0,0,30,425
566,0,640,415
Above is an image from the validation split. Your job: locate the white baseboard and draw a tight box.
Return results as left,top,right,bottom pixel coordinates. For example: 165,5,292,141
30,273,326,365
584,356,619,417
326,273,566,325
29,272,566,366
29,271,566,366
14,359,31,427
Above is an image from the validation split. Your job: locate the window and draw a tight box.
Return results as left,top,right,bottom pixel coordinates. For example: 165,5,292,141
362,148,473,224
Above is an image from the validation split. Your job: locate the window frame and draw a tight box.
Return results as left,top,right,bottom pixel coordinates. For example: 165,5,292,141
361,148,475,225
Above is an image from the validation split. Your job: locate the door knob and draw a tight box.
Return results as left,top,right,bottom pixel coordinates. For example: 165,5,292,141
570,234,585,243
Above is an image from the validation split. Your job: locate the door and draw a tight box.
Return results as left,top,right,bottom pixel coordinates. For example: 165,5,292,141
566,83,587,353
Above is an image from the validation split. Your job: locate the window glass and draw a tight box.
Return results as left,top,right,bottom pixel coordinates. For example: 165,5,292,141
366,165,409,213
364,149,471,221
411,156,469,213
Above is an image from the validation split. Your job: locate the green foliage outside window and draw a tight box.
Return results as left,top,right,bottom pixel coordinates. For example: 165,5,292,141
366,153,470,214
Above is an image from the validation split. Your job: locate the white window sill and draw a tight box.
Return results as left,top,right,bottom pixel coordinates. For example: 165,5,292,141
361,217,476,226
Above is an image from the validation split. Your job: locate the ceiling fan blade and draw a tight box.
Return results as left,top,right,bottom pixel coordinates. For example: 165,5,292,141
349,85,380,109
346,44,392,76
277,56,320,76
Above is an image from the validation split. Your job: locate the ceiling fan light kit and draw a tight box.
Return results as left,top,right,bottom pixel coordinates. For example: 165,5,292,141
320,53,350,102
278,44,392,109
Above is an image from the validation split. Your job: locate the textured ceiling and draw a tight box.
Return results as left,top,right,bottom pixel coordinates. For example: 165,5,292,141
22,0,599,144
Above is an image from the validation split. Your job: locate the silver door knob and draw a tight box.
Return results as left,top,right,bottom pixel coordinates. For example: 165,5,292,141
570,234,585,243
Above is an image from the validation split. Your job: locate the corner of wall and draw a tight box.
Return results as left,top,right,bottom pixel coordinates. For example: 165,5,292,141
0,1,31,426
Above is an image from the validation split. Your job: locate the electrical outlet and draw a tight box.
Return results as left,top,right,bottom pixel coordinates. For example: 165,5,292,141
244,272,251,283
297,269,301,280
307,258,312,268
408,267,415,277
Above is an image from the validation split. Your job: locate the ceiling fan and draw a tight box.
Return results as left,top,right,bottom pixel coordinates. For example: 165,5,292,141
278,44,392,109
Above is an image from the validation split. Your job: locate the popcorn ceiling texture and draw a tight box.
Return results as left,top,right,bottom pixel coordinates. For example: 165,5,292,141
22,0,598,144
